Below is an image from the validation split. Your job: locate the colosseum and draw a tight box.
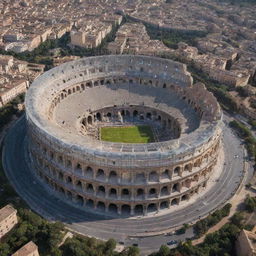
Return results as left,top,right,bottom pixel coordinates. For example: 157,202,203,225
25,55,222,217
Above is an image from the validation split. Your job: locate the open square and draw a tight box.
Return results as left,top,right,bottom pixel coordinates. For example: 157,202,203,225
100,125,155,143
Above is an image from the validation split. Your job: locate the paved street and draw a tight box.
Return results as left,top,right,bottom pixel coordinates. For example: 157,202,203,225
2,115,252,254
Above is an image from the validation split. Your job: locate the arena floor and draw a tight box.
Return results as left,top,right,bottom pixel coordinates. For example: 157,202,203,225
100,125,155,143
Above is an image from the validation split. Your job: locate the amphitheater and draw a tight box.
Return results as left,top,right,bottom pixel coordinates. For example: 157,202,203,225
25,55,223,217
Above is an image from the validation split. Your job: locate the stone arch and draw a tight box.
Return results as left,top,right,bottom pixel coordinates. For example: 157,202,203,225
87,116,93,125
160,186,169,196
161,169,170,180
96,169,105,180
97,201,106,211
134,205,143,215
109,171,118,182
66,176,72,185
86,81,92,88
171,198,178,205
76,85,80,91
86,199,94,208
135,173,146,183
149,171,158,182
96,112,101,121
121,205,131,215
181,194,189,201
146,112,152,120
133,110,138,118
149,188,157,197
136,188,144,198
109,204,118,214
76,163,82,173
121,188,130,198
97,186,105,196
193,174,199,182
126,110,130,117
86,184,94,193
76,195,84,206
147,203,157,213
68,89,71,95
109,188,117,198
81,84,85,90
194,159,201,167
172,183,179,192
85,167,93,178
107,112,112,118
163,83,167,88
160,201,169,209
173,166,181,176
76,180,83,190
184,163,192,172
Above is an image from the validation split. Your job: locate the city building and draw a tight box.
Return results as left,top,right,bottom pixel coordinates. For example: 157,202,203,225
0,204,18,239
12,241,40,256
236,229,256,256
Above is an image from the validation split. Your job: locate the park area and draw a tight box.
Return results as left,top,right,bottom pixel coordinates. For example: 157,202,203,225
100,125,155,143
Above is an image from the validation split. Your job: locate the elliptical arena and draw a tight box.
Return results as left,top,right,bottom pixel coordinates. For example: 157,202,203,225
26,55,222,217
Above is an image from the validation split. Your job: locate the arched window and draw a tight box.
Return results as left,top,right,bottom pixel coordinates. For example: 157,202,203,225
147,203,157,213
109,204,118,214
149,171,158,182
149,188,157,197
160,186,169,196
86,184,94,193
160,201,169,209
85,167,93,178
97,201,105,211
109,171,117,182
121,205,131,215
173,166,180,176
137,188,144,198
109,188,117,198
96,112,101,121
134,205,143,215
96,169,105,180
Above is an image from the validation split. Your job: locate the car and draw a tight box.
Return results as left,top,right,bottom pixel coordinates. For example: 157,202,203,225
167,240,177,246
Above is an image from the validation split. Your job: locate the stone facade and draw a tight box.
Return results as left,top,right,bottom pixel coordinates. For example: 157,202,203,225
236,229,256,256
25,55,222,217
0,204,18,239
12,241,40,256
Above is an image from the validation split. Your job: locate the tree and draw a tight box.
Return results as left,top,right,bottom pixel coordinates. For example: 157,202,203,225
244,195,256,212
121,246,140,256
0,243,10,256
230,212,244,228
104,238,116,254
158,245,170,256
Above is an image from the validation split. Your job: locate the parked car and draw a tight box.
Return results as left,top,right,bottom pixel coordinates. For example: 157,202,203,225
167,240,177,246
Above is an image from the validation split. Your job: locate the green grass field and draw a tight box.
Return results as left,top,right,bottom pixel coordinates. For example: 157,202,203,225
100,125,155,143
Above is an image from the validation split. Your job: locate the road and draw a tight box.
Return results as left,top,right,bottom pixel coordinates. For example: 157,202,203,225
2,115,252,255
